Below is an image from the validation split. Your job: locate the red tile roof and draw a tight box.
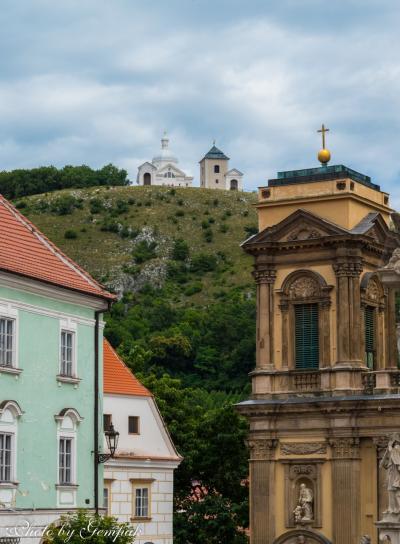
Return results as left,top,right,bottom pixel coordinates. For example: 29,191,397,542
0,195,114,300
103,339,151,397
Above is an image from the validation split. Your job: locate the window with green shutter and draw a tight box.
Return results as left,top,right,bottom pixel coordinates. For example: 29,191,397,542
364,305,375,369
295,303,319,370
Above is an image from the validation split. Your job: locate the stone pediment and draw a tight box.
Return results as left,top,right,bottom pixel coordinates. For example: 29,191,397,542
226,168,243,176
156,163,188,177
244,209,348,247
350,212,391,244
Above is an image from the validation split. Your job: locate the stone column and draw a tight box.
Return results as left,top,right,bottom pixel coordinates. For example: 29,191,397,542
248,439,277,544
254,267,276,370
333,260,363,366
330,437,361,544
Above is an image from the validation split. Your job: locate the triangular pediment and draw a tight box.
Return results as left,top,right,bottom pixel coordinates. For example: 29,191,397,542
226,168,243,176
156,163,188,177
350,212,391,243
243,209,349,247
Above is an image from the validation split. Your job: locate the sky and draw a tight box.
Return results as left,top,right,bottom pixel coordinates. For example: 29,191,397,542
1,0,400,203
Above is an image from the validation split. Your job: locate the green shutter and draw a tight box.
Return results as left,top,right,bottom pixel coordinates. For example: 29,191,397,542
295,303,319,370
365,305,375,369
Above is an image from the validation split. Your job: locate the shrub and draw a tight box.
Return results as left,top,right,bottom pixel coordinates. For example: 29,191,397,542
100,218,120,233
172,239,190,261
64,229,78,239
177,198,184,206
203,229,213,243
244,225,258,236
175,210,185,217
213,198,219,207
208,217,215,224
128,197,135,205
51,195,80,215
89,198,104,214
219,223,229,233
114,199,129,215
169,188,176,196
15,200,27,209
42,510,134,544
132,240,157,263
201,220,209,230
144,200,152,207
167,261,189,284
190,253,218,273
184,282,203,296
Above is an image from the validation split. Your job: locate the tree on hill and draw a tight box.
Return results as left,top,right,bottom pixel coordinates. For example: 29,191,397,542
0,163,129,199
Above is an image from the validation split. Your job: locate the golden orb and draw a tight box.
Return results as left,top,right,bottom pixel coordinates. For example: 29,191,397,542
318,148,331,164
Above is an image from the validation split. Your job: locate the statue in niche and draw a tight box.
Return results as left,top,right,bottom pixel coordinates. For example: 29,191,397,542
293,483,314,523
380,434,400,515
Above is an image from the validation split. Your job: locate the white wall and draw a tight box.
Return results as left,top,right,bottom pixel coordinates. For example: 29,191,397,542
103,394,175,459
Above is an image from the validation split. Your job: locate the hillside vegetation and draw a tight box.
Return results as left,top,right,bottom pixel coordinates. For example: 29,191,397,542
20,184,258,542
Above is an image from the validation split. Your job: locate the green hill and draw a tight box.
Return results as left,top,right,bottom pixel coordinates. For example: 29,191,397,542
19,185,258,305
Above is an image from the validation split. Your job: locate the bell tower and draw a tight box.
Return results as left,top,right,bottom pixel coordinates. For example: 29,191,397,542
238,130,400,544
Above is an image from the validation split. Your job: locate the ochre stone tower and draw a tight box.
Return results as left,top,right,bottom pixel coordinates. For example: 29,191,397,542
238,160,400,544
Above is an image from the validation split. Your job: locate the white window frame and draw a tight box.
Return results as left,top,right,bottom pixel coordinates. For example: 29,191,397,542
130,479,154,521
0,304,18,372
54,409,81,508
58,319,78,380
58,436,74,485
0,402,21,486
103,480,112,515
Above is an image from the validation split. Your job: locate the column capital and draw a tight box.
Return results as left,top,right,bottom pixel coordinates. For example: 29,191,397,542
329,437,360,459
253,267,277,284
333,260,363,278
248,438,278,460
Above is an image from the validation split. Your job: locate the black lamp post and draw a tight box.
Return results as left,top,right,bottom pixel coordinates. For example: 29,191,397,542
96,423,119,464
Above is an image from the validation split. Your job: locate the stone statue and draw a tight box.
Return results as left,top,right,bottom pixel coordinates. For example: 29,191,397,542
385,248,400,274
293,483,314,522
380,434,400,515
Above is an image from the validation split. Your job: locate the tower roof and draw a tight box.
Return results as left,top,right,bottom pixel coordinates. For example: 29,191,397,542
103,339,151,397
152,131,178,165
0,194,114,301
201,145,229,161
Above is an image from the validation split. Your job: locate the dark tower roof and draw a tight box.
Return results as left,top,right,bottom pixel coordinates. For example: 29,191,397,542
201,145,229,161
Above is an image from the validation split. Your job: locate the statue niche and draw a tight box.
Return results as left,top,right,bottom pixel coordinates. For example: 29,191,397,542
293,482,314,524
284,461,322,529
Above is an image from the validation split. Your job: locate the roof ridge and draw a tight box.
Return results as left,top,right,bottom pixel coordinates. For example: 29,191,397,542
0,195,112,298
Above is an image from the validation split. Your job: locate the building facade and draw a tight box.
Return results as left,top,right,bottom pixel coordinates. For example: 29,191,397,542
0,196,114,540
103,340,181,544
137,133,193,187
238,162,400,544
199,144,243,190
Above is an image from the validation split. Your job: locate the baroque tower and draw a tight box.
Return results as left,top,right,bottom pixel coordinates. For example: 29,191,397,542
238,130,400,544
199,143,243,190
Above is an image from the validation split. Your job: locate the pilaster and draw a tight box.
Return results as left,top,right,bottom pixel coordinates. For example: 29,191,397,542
330,437,361,544
254,267,276,370
248,438,277,544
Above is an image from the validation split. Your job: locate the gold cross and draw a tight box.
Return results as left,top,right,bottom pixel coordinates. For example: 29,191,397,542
317,124,329,149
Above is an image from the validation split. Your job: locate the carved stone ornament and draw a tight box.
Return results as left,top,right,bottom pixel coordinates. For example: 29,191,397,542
253,268,277,284
366,278,381,302
289,277,320,299
333,261,363,277
281,442,327,456
329,437,360,458
379,433,400,519
286,225,323,242
248,438,277,460
284,462,322,529
273,529,332,544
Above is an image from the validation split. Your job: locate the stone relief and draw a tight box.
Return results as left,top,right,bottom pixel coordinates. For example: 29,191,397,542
359,537,371,544
365,278,381,302
289,277,320,299
248,439,277,460
293,483,314,523
281,442,327,456
380,433,400,517
286,226,323,242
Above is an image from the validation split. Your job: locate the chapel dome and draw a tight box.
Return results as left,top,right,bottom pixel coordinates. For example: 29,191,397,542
152,132,178,165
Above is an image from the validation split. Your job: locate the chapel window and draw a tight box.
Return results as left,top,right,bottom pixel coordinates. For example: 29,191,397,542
294,303,319,370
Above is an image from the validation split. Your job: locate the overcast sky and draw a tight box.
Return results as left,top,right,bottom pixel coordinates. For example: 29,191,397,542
1,0,400,202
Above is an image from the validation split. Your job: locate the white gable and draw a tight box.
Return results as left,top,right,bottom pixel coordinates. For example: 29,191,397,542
225,168,243,176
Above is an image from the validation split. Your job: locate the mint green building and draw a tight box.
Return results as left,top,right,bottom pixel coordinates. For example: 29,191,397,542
0,195,114,539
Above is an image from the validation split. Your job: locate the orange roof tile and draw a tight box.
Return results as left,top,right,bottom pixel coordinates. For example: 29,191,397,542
0,195,114,301
103,339,151,397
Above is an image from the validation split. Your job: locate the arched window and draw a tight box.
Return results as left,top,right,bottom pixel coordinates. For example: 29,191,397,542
54,408,83,507
360,274,385,370
230,179,238,190
143,173,151,186
280,271,332,370
214,165,220,173
0,401,22,507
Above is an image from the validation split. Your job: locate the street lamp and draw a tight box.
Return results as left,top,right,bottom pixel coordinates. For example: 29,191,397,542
96,423,119,463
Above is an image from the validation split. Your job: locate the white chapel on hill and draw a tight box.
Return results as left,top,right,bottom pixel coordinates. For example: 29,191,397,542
136,132,193,187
